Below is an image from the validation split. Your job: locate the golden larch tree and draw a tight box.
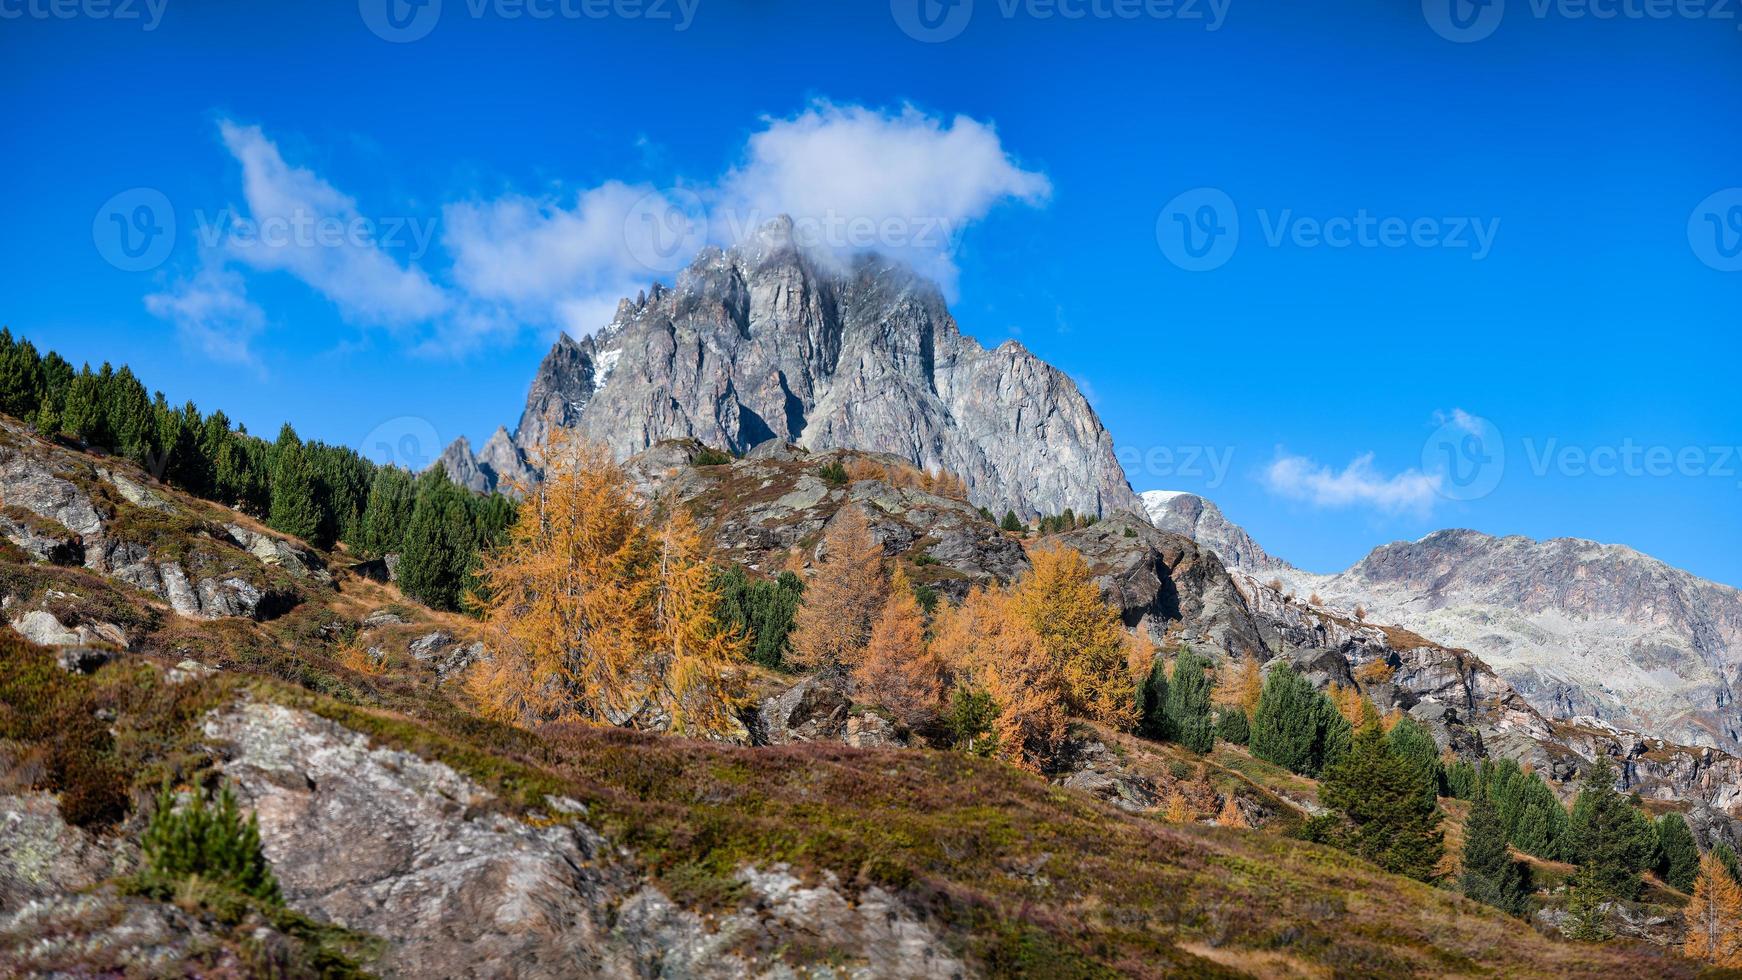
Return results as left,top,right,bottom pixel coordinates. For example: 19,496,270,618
1216,795,1250,829
1008,544,1136,727
852,567,943,727
1686,852,1742,966
652,504,751,737
789,505,888,673
933,585,1067,771
467,431,746,736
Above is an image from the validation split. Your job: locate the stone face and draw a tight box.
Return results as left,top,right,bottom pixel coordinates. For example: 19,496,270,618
756,678,852,745
444,223,1140,520
0,440,104,538
203,701,963,978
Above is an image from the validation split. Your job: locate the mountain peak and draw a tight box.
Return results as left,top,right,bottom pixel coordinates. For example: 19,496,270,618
443,243,1139,519
1141,490,1286,573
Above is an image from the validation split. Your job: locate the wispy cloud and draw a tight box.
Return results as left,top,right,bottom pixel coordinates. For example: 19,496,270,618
1263,451,1442,515
143,261,267,371
147,103,1050,361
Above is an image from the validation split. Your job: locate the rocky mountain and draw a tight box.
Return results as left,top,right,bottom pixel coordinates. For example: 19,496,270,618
1139,489,1742,757
1141,490,1287,573
442,218,1141,520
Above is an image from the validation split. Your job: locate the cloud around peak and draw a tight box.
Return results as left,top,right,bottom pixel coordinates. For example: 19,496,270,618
146,102,1049,363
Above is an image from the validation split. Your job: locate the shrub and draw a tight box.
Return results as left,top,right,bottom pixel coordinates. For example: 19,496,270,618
945,687,998,756
142,782,282,904
819,460,849,486
0,635,128,826
692,446,734,467
1215,708,1250,746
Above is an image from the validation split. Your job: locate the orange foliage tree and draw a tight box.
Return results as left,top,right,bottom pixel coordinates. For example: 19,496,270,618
1008,544,1137,727
789,506,888,673
852,567,944,727
466,432,746,737
933,585,1068,771
1686,852,1742,966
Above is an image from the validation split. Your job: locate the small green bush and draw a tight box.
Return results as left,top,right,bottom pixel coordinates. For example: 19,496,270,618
819,461,849,486
945,688,998,757
142,782,282,904
692,446,734,467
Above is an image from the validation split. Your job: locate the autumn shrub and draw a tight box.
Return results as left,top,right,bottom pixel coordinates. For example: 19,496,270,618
0,634,127,825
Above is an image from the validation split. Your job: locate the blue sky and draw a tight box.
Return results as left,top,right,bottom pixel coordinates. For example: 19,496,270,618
3,0,1740,584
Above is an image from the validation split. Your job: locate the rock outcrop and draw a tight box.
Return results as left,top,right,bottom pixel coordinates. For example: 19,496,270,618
443,220,1141,520
205,700,961,978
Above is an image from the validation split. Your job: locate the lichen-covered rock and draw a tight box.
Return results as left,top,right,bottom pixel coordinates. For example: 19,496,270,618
202,701,967,979
0,792,115,912
0,442,103,538
756,678,852,745
222,523,332,584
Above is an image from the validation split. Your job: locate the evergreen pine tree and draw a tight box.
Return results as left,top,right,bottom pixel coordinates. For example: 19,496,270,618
1656,812,1701,893
1461,783,1531,916
1387,715,1443,795
1250,663,1350,777
1000,510,1023,533
397,468,475,611
357,466,417,556
1563,866,1614,941
1215,707,1250,745
1319,707,1444,881
1164,647,1215,753
1566,757,1654,900
1138,656,1169,739
1717,843,1742,885
267,424,324,543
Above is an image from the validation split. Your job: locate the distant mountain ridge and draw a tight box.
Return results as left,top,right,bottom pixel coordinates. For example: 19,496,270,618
1141,489,1742,753
442,218,1140,520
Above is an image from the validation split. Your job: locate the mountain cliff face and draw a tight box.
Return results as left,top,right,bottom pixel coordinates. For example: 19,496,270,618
1314,530,1742,752
1139,490,1742,756
443,219,1140,520
1141,490,1287,574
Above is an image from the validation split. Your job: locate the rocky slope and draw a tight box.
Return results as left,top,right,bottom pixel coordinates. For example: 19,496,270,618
443,219,1141,520
1143,490,1742,756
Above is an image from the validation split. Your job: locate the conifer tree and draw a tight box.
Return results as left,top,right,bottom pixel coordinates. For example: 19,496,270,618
1009,544,1136,727
266,424,323,543
1717,843,1742,885
1387,715,1444,796
1214,708,1250,746
932,585,1065,771
1563,866,1614,942
1216,795,1249,828
1319,706,1444,881
357,465,417,556
1249,663,1350,777
651,505,751,737
1656,812,1701,893
1000,510,1023,533
1138,657,1169,739
1461,783,1531,917
1163,647,1215,753
716,567,804,670
1686,852,1742,965
852,567,943,727
397,468,475,612
142,783,281,904
1566,757,1654,900
789,506,888,673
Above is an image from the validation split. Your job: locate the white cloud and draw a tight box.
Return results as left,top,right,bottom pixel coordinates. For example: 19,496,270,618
217,121,449,326
151,105,1051,361
1264,451,1442,515
714,102,1051,289
144,262,267,369
1435,407,1483,435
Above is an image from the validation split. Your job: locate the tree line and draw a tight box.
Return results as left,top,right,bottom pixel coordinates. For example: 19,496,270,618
0,329,511,610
